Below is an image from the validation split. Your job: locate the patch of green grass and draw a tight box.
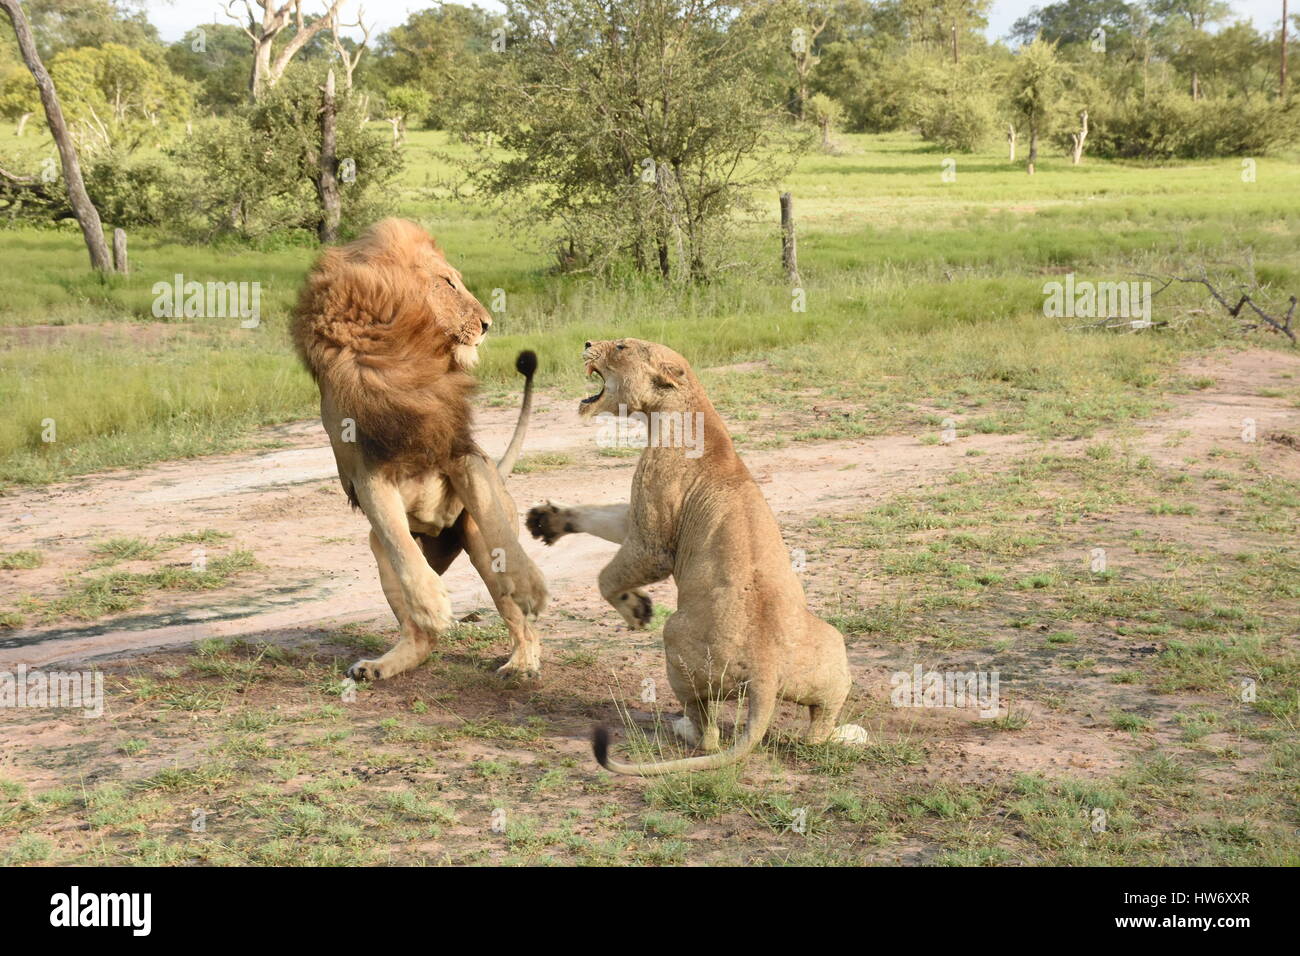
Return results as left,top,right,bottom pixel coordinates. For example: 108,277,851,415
0,550,42,570
6,131,1296,485
19,549,261,623
509,451,573,473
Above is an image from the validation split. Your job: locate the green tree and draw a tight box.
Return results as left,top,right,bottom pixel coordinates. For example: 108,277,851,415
900,52,998,151
460,0,806,281
1148,0,1231,98
177,62,400,240
1008,36,1067,173
165,23,253,113
374,4,495,128
381,85,431,145
21,0,159,59
47,43,194,151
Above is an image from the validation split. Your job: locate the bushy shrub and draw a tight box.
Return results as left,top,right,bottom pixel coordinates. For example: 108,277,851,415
84,152,186,227
814,39,920,134
901,58,999,152
1090,90,1300,159
168,63,402,240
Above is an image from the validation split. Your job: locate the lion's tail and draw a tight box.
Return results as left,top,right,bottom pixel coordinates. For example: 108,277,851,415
496,350,537,479
591,680,777,776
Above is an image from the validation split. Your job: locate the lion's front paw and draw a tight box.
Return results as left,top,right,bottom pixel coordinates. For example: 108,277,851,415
347,659,384,682
526,501,573,545
495,659,541,683
614,589,653,629
496,640,541,683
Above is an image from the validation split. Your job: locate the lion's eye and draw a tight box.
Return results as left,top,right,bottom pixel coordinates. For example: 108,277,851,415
616,344,625,351
443,277,456,290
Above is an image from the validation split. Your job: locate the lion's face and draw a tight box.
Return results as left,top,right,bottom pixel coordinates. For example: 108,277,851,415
578,338,693,418
345,218,493,369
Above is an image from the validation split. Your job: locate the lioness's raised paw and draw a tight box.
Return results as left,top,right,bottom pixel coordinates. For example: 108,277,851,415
613,589,653,629
526,501,574,545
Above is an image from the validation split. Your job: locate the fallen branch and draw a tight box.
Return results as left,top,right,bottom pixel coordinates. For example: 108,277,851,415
1139,271,1297,345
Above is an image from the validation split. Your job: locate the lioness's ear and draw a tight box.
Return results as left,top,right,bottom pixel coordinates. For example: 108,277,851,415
651,362,686,389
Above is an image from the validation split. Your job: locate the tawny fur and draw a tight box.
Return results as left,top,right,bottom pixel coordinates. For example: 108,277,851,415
529,338,854,774
292,218,547,683
292,217,486,486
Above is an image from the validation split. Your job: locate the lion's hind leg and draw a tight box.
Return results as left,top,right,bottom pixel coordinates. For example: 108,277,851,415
460,509,543,682
348,479,452,682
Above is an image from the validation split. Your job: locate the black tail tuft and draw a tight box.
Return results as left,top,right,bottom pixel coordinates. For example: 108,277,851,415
516,349,538,379
591,725,612,768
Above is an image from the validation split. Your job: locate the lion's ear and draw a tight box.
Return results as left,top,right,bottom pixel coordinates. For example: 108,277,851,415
651,362,686,389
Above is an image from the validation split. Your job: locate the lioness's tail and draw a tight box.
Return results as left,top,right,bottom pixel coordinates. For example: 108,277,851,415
591,681,778,776
496,350,537,479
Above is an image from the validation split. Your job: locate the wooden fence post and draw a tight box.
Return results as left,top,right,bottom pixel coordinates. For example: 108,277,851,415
112,227,127,274
781,192,800,285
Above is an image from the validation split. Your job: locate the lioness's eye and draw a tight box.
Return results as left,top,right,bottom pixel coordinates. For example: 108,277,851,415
616,344,625,351
444,277,456,289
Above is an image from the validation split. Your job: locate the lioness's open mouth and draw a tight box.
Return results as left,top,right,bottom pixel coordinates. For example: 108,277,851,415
581,364,604,406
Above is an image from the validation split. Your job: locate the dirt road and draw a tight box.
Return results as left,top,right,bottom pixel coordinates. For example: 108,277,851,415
1,382,1053,668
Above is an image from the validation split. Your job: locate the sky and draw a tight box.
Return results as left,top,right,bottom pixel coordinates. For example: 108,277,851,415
141,1,1291,45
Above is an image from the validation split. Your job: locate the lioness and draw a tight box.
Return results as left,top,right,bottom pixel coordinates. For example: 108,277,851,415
293,218,547,682
527,338,858,775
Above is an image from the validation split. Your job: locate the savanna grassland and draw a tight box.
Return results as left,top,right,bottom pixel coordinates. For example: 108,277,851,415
3,127,1298,484
1,126,1298,866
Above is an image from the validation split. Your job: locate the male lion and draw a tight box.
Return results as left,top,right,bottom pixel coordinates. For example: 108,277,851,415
293,218,547,682
527,338,861,775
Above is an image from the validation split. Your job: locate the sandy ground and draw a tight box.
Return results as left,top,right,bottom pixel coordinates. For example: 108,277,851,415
0,384,1052,669
1,347,1298,866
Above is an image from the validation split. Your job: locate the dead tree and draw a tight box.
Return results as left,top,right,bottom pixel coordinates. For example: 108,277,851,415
790,6,830,120
228,0,344,99
1143,271,1297,345
315,69,341,243
1283,0,1290,100
1,0,112,271
330,7,371,93
1070,110,1089,165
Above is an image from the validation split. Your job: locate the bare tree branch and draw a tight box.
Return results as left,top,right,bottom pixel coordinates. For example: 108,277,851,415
1140,270,1298,344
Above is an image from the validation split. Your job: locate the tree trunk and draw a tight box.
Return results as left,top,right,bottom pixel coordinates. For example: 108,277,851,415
1007,123,1017,163
1070,110,1088,165
1283,0,1290,100
1027,123,1038,175
15,111,31,135
249,37,273,98
316,69,341,244
1,0,111,272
